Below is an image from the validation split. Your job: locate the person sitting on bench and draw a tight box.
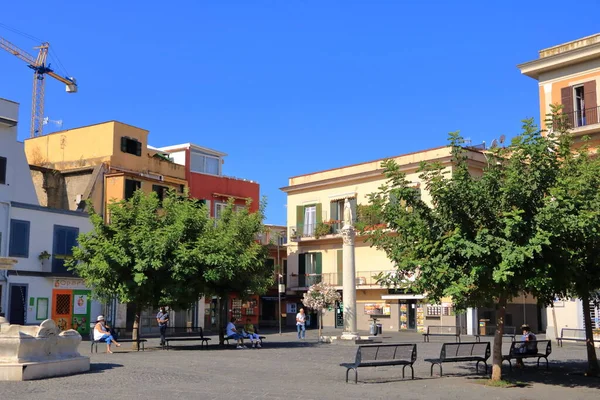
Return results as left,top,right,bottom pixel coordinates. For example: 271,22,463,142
516,324,537,367
243,318,261,348
226,317,246,349
94,315,121,354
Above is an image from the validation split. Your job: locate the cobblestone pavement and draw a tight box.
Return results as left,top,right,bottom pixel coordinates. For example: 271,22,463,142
1,329,599,400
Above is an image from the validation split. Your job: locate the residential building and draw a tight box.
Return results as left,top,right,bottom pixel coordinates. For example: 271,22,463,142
0,98,99,335
159,143,261,331
158,143,260,216
23,121,189,334
282,146,541,334
518,33,600,337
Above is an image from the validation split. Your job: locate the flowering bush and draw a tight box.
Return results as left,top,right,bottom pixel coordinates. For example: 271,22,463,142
302,282,341,340
302,282,341,311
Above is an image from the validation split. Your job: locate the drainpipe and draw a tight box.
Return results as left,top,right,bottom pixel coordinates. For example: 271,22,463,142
0,201,11,316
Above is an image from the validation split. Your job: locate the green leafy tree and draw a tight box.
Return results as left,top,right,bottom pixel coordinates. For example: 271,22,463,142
68,190,209,347
367,119,564,381
196,198,271,344
537,105,600,376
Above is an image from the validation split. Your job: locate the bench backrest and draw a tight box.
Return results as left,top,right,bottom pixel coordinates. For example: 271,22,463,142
427,325,460,335
560,328,586,340
356,343,417,365
509,340,551,356
479,325,516,336
440,342,490,360
166,326,205,337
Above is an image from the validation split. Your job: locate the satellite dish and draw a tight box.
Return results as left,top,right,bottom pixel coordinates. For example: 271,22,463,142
490,139,498,149
499,135,506,144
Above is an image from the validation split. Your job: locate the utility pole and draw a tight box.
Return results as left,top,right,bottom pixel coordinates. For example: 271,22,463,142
276,232,283,335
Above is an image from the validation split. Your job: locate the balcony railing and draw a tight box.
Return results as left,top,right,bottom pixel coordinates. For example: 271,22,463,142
289,220,387,241
288,270,390,289
561,106,600,129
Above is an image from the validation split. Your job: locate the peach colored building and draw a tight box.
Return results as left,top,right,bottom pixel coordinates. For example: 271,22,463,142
519,33,600,338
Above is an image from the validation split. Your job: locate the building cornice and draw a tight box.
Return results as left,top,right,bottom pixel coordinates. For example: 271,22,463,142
518,42,600,80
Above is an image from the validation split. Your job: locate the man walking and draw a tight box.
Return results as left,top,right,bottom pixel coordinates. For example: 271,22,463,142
156,306,169,347
296,308,306,339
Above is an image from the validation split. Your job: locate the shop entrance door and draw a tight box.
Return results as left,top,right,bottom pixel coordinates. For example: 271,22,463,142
408,300,417,330
52,290,72,331
9,284,27,325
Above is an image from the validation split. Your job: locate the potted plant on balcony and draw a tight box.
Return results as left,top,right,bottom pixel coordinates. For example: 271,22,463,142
314,222,332,239
38,251,51,271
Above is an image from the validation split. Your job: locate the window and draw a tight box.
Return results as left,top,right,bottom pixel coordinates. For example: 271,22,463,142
9,220,30,258
235,205,246,213
303,206,316,236
560,81,598,128
0,156,6,185
124,179,141,200
215,202,227,219
152,185,168,203
190,151,221,175
282,259,287,286
298,252,322,287
52,225,79,274
295,204,322,237
121,137,142,156
329,198,356,227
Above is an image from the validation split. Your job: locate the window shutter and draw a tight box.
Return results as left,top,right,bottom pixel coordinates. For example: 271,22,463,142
561,86,574,127
583,80,598,124
0,156,6,185
315,252,322,278
330,201,338,221
315,203,322,223
298,253,306,287
337,250,343,286
120,137,128,152
296,206,304,232
136,141,142,156
9,220,30,258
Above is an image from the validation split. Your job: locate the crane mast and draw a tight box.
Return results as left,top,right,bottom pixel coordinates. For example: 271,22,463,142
0,36,77,137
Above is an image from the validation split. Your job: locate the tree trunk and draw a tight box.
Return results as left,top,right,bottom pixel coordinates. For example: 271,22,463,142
491,296,507,381
581,294,600,377
132,303,140,351
318,311,322,342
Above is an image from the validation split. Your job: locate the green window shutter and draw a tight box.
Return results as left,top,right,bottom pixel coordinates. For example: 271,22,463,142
120,137,128,152
561,86,574,127
296,205,304,233
330,201,337,221
337,250,343,286
298,253,306,287
316,203,322,223
315,252,322,284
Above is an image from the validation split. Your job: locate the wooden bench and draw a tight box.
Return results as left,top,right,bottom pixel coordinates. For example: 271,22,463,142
339,343,417,384
502,340,552,370
556,328,587,347
163,327,211,350
423,325,461,343
425,342,490,377
475,325,517,342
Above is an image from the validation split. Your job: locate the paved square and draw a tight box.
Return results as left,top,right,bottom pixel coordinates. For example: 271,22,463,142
1,329,599,400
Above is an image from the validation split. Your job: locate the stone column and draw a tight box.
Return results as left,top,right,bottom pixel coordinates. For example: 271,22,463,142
340,225,358,339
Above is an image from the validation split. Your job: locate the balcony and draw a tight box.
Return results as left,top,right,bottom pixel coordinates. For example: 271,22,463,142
288,270,390,289
561,106,600,132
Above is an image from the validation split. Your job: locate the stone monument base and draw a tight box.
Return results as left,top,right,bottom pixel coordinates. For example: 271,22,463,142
339,332,360,341
320,335,383,345
0,356,90,381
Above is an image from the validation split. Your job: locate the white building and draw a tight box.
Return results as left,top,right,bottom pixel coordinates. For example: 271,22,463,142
0,98,99,336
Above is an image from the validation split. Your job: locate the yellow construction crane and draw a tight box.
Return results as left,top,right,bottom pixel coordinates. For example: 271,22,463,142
0,36,77,137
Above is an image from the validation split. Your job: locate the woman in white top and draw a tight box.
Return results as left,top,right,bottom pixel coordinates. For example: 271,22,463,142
94,315,121,353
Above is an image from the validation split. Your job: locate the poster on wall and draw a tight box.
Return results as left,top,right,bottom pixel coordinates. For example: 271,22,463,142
364,303,391,315
416,304,425,333
287,303,297,314
399,303,408,329
73,294,88,314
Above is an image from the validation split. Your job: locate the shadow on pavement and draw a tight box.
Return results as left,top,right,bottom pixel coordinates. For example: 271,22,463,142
159,341,323,351
87,363,124,374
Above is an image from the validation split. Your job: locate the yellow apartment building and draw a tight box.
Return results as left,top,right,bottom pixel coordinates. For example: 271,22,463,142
23,121,187,219
518,33,600,337
281,146,492,333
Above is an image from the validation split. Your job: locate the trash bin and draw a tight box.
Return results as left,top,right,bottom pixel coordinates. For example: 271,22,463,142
369,321,377,335
479,319,490,336
376,323,383,335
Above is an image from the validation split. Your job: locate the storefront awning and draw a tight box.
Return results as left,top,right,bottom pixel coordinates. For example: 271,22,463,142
381,294,426,300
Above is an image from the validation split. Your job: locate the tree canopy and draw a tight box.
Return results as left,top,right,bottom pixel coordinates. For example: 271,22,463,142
367,119,570,380
68,190,271,345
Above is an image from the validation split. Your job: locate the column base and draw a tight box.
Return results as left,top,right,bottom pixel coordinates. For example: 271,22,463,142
339,332,359,340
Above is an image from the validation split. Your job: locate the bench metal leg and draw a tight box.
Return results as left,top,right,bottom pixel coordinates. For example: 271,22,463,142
345,368,357,384
538,356,549,369
430,362,442,377
402,364,414,380
457,336,461,343
557,339,562,347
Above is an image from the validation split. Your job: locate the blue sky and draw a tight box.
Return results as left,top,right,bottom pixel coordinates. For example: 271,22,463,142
2,1,599,225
